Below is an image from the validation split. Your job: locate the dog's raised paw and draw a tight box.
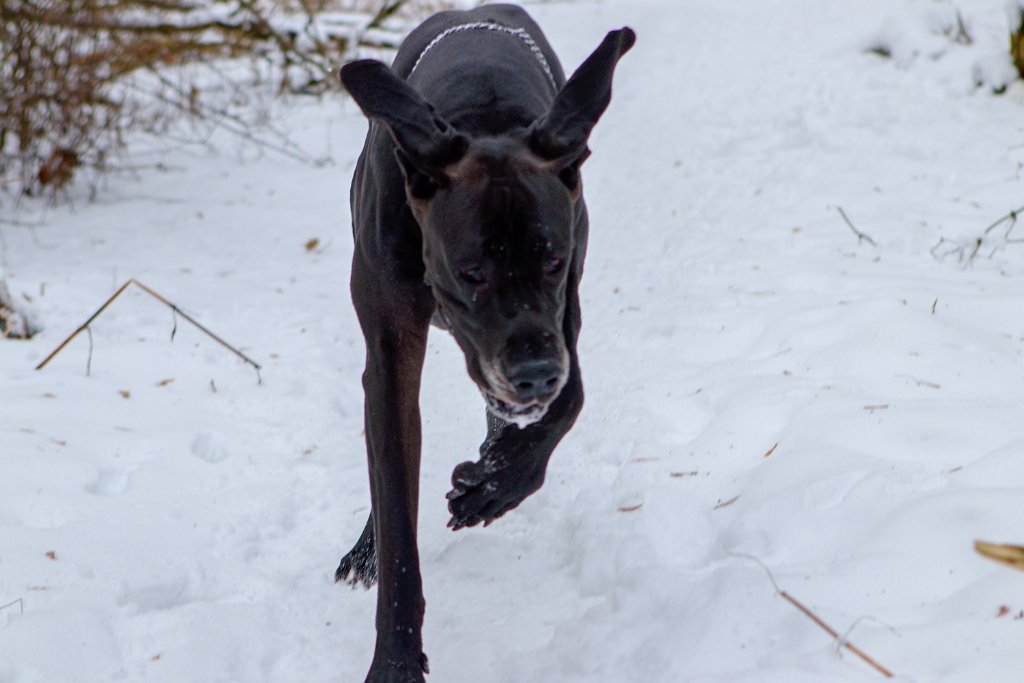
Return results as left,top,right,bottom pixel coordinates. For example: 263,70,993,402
445,458,542,530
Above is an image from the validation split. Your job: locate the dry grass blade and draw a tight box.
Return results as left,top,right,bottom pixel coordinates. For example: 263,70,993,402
713,494,740,510
975,541,1024,571
734,552,895,679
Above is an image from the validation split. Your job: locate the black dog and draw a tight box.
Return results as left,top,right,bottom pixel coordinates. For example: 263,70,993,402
335,4,633,681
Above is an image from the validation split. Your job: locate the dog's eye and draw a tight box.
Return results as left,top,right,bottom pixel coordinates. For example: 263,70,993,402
459,266,487,285
543,257,564,276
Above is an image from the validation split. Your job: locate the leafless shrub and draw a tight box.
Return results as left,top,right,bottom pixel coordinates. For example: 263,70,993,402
0,0,454,199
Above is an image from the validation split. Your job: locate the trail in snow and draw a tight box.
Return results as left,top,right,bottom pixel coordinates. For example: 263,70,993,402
3,1,1024,682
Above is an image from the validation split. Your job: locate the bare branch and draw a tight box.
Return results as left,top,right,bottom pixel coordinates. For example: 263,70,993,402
366,0,410,31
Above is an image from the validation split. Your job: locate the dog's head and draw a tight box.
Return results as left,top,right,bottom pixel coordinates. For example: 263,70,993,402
342,28,634,426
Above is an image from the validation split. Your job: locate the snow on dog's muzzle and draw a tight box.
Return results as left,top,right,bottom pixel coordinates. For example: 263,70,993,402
482,390,552,428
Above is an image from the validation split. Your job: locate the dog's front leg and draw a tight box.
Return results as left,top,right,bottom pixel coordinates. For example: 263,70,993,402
355,268,433,683
447,360,583,530
446,274,585,530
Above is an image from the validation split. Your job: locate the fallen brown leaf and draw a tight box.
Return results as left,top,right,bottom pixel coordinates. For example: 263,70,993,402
119,390,131,399
763,442,778,458
45,551,57,560
997,605,1011,618
156,378,174,387
618,503,644,513
305,238,320,252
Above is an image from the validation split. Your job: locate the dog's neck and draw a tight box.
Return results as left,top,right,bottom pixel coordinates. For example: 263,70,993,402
409,21,557,90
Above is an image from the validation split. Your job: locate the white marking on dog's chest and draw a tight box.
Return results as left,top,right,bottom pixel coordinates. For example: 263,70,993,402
409,21,557,89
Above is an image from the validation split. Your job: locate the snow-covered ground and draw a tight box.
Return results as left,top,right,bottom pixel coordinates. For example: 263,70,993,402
3,1,1024,681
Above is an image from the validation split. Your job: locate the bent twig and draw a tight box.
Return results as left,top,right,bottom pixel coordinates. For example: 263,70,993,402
35,279,261,382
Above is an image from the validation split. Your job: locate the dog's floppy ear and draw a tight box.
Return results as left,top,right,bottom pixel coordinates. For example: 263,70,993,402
528,28,635,189
340,59,468,198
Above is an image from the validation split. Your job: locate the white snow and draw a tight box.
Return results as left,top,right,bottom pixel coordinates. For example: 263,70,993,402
3,1,1024,682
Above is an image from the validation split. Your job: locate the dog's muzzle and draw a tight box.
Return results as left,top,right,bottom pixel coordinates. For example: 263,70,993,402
480,356,568,428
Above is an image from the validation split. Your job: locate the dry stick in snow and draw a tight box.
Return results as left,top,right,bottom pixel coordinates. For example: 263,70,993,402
779,592,894,678
0,598,24,616
931,203,1024,263
35,279,261,382
837,207,877,247
734,553,895,679
36,279,132,367
982,204,1024,241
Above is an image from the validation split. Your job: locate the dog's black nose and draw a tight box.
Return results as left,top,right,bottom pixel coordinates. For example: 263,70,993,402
508,360,562,403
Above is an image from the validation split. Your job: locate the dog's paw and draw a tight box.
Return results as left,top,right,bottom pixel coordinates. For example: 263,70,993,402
364,653,429,683
445,458,543,530
335,539,377,589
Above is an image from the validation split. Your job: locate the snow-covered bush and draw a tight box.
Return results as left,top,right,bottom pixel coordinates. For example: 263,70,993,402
864,1,1024,93
0,271,32,339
